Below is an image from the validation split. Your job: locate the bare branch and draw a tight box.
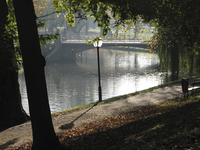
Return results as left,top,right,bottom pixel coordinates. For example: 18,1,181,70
36,11,65,19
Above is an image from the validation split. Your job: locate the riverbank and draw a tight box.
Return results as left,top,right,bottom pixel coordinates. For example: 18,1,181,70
1,76,200,149
51,79,182,116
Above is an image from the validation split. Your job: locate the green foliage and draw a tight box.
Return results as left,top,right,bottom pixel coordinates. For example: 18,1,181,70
51,0,200,50
52,0,141,38
37,21,60,45
37,21,46,28
147,28,200,79
1,0,60,69
39,33,59,45
0,0,20,71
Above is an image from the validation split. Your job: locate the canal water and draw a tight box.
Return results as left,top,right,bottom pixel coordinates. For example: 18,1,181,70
18,46,166,114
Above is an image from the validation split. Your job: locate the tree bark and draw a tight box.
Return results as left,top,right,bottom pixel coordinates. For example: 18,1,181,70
12,0,63,149
0,0,29,131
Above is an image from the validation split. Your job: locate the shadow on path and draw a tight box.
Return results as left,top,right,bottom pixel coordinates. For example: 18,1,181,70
62,100,200,150
59,102,99,130
0,138,18,150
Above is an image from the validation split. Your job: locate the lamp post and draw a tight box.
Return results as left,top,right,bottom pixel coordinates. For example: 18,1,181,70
93,38,103,102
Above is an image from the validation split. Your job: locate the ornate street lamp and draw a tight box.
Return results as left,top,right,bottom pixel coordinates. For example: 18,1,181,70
93,38,103,102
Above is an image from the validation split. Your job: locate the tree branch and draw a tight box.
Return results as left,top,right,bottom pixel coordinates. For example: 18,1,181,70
36,11,65,19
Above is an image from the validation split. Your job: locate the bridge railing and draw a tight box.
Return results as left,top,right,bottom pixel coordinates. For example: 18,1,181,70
62,39,144,43
38,28,153,43
61,33,151,43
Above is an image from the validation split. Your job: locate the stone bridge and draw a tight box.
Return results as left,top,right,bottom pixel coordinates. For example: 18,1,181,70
46,40,149,63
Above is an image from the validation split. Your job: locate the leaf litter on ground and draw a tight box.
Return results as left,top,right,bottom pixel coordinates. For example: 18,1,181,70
9,94,200,150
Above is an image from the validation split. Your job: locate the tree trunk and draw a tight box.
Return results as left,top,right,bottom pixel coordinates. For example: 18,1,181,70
100,28,103,36
0,0,29,132
115,27,119,39
134,20,140,39
85,20,89,35
12,0,63,149
189,50,194,75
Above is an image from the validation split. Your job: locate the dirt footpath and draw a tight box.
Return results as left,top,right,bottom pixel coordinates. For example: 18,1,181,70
0,78,199,150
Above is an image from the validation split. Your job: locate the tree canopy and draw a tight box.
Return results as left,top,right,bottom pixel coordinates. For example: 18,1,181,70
52,0,200,48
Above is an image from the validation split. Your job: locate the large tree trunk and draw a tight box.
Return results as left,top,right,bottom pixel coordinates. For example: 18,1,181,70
0,0,29,131
12,0,63,149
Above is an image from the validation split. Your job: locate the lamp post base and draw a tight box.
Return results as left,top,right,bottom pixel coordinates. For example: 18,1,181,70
98,86,102,102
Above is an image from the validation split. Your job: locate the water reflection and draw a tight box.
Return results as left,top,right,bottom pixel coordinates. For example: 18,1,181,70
19,47,164,114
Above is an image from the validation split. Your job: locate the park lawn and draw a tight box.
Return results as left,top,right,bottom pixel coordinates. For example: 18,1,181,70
11,91,200,150
58,94,200,150
87,28,100,33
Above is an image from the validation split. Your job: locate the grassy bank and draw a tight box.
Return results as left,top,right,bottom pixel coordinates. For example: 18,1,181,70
68,93,200,149
58,93,200,150
10,75,200,150
52,73,200,117
11,89,200,150
51,80,181,116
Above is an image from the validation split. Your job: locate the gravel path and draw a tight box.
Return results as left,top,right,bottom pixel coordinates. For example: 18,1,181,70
0,78,199,150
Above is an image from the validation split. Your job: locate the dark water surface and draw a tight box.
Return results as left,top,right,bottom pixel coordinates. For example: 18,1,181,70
18,46,165,114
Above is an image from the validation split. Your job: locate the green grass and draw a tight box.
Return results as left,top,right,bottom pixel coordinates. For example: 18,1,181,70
57,91,200,150
51,79,180,116
52,73,200,116
12,90,200,150
88,28,100,33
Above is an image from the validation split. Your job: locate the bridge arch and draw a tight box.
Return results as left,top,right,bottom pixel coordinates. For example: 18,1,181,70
46,42,149,63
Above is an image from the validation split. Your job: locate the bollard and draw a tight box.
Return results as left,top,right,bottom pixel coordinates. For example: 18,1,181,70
181,78,188,99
